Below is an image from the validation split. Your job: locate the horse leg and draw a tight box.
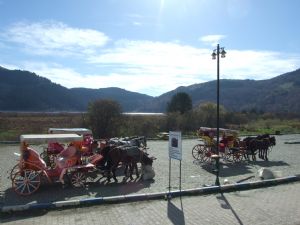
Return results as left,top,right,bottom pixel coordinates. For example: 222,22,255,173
107,162,118,183
124,164,129,177
135,162,139,178
264,149,268,161
129,163,134,180
251,150,256,161
244,152,249,161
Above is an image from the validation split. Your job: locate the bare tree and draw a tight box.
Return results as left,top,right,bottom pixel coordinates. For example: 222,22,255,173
87,99,122,138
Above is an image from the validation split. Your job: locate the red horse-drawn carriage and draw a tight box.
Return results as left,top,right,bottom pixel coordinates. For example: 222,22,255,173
10,133,103,196
9,132,156,196
40,128,94,168
192,127,246,163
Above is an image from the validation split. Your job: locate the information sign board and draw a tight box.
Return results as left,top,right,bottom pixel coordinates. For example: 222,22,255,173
168,131,182,160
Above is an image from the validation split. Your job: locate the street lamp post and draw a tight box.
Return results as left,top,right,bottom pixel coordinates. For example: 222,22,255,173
211,44,226,186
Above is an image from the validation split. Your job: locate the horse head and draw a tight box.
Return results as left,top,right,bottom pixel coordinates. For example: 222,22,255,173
141,152,155,166
270,136,276,146
130,136,147,148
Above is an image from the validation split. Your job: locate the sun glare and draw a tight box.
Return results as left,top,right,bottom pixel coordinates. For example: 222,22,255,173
159,0,165,18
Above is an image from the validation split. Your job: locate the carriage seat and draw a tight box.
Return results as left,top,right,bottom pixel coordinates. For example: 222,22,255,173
55,146,80,169
88,153,104,165
23,147,47,171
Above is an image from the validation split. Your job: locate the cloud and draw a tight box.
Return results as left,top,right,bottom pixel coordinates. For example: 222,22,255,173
4,21,109,56
200,35,227,46
1,22,300,96
87,40,213,93
2,42,299,96
85,39,300,95
133,21,142,26
222,50,299,80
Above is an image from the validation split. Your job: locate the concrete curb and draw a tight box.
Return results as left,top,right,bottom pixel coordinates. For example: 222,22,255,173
1,175,300,213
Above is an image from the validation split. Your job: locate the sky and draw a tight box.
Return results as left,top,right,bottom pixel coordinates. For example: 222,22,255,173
0,0,300,97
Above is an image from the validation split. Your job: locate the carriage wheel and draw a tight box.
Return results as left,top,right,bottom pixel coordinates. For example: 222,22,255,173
70,171,87,188
12,169,41,196
224,153,233,162
233,153,243,163
201,147,211,162
201,147,212,163
192,144,204,160
192,144,207,162
9,164,20,180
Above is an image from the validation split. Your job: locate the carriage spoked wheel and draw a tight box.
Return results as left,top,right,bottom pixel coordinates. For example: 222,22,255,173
202,147,212,163
70,171,87,188
12,169,41,196
9,164,20,180
192,144,207,162
224,152,233,162
233,152,243,162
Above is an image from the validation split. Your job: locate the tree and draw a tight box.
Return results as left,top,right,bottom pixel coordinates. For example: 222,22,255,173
167,92,192,114
87,99,122,138
193,102,226,127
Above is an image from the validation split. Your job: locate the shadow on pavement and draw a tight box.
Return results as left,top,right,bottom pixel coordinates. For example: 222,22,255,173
200,160,289,178
0,208,48,223
167,197,185,225
216,192,244,225
201,162,253,177
1,176,155,207
249,160,289,167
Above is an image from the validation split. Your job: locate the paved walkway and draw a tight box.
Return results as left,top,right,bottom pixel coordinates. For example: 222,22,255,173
2,135,300,207
2,182,300,225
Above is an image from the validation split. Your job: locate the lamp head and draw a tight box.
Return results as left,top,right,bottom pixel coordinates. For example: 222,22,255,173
220,48,226,58
211,51,217,60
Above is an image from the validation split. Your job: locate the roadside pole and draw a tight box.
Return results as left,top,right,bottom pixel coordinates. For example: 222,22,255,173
167,131,182,200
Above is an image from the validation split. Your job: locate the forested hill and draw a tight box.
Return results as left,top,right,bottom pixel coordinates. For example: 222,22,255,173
0,67,153,112
1,66,300,113
139,69,300,114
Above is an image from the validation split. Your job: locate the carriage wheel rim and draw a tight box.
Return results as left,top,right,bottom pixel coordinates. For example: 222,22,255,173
71,172,86,188
10,164,20,180
233,154,242,162
192,144,204,160
13,170,41,195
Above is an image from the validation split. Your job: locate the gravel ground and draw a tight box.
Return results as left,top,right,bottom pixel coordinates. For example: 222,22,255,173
0,134,299,207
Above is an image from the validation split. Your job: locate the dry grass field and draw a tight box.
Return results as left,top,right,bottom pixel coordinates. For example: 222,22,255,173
1,112,299,142
0,112,86,141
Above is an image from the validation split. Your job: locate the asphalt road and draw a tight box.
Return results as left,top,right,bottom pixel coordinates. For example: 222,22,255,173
1,134,300,207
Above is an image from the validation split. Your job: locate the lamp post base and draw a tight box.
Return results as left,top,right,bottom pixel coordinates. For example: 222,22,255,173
211,154,221,186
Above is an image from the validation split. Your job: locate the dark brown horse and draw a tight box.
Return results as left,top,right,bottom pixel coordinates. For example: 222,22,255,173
256,134,276,161
105,145,154,182
243,134,276,161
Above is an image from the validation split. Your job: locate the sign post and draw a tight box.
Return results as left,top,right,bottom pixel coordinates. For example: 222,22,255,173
167,131,182,200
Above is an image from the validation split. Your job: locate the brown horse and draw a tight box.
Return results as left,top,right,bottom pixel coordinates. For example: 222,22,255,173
243,134,276,161
105,145,154,182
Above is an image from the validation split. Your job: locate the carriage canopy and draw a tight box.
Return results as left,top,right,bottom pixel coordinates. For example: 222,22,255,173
48,128,92,136
198,127,238,137
20,133,83,144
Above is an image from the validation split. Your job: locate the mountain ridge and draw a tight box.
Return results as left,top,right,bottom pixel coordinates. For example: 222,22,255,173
0,67,299,113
